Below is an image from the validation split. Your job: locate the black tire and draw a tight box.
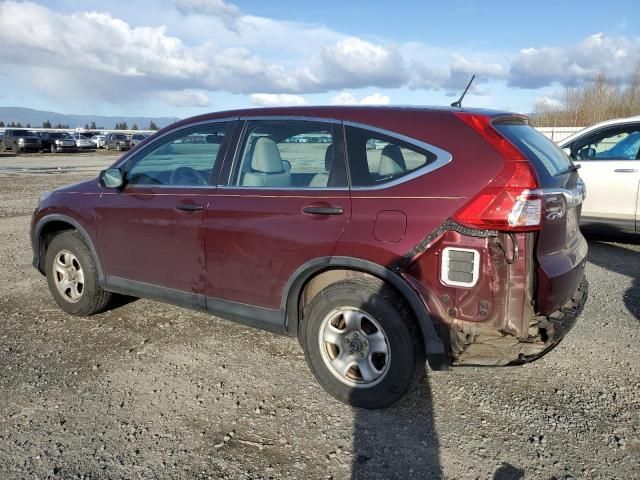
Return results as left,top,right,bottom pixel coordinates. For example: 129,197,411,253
300,278,425,409
45,231,113,316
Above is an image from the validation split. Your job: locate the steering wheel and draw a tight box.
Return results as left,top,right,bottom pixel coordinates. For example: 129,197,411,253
169,166,209,186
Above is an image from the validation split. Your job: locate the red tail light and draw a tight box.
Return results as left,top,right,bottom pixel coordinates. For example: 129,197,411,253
453,113,541,232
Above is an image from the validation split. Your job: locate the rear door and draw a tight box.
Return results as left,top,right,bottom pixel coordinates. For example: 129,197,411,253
204,118,351,311
566,124,640,231
495,121,588,314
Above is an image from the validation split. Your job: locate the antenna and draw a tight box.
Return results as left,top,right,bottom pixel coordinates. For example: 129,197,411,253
450,74,475,108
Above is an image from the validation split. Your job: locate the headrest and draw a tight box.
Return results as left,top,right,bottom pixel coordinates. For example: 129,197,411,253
251,137,284,173
324,144,334,171
378,144,407,177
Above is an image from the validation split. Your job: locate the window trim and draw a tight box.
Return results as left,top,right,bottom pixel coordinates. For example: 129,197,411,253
221,117,349,191
343,121,453,191
114,118,237,190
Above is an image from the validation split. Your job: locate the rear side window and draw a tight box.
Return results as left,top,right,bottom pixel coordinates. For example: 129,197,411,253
495,124,572,177
345,126,437,187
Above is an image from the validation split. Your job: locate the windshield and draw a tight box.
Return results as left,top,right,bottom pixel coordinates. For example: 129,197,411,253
495,123,573,178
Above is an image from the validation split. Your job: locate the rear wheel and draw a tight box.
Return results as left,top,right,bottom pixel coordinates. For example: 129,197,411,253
45,231,113,316
300,278,425,409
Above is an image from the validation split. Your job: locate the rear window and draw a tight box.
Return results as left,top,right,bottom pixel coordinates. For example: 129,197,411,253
495,124,572,178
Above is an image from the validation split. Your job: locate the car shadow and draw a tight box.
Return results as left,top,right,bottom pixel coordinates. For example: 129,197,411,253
493,463,525,479
583,231,640,321
350,378,442,479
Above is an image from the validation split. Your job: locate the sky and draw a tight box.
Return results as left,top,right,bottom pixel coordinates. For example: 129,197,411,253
0,0,638,118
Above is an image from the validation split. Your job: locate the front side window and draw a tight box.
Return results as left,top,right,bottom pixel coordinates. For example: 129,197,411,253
571,126,640,161
127,123,228,187
345,126,436,187
231,120,345,188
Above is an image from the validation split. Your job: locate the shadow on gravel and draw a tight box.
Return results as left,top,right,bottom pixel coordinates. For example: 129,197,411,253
493,462,525,479
584,232,640,320
350,380,441,479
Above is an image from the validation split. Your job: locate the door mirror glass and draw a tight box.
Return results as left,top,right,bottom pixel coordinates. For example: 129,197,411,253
100,168,124,189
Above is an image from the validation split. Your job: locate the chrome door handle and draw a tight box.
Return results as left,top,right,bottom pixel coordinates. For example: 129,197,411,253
614,168,638,173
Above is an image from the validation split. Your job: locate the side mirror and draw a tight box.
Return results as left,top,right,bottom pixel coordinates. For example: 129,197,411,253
99,168,124,189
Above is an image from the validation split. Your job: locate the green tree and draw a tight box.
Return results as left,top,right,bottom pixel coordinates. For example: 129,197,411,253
148,120,158,130
131,123,138,130
84,123,90,130
26,123,31,128
9,121,16,127
90,121,96,129
16,122,22,128
0,121,4,127
42,120,52,128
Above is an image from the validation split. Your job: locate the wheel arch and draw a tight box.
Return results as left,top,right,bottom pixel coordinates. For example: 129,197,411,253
283,256,448,369
33,214,104,284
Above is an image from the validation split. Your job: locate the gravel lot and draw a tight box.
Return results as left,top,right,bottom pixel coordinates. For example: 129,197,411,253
0,153,638,479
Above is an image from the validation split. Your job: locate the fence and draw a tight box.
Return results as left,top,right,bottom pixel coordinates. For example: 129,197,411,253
535,126,584,143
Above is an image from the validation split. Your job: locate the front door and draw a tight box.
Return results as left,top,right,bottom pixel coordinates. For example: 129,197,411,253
204,119,351,311
569,123,640,231
97,121,232,296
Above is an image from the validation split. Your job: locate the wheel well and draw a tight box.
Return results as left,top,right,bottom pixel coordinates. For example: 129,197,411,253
299,269,381,314
35,221,76,273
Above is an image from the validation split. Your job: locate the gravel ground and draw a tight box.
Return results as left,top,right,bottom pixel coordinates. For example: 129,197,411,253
0,154,638,479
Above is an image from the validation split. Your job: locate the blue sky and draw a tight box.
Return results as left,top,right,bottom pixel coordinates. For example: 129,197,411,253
0,0,638,118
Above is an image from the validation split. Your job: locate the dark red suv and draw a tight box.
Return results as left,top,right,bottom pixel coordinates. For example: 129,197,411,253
31,106,588,409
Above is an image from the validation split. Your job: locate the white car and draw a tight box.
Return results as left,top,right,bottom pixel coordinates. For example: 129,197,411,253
90,135,106,148
558,116,640,233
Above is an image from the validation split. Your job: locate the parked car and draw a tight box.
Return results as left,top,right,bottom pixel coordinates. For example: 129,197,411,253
90,135,106,149
68,132,94,150
130,133,149,148
558,116,640,233
104,133,131,151
1,129,41,153
30,106,588,409
38,132,77,153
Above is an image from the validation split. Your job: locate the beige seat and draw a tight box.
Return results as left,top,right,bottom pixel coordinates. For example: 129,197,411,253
378,144,407,177
309,144,334,187
242,137,291,187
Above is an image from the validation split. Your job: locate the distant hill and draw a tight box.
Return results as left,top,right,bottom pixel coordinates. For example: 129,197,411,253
0,107,180,130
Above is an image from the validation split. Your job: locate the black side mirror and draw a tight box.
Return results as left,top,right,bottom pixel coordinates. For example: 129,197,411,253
99,168,124,189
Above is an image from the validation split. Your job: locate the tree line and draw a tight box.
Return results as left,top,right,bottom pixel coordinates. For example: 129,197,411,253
0,120,160,130
531,69,640,127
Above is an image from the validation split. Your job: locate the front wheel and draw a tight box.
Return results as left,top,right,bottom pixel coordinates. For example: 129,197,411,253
45,231,113,316
301,278,425,409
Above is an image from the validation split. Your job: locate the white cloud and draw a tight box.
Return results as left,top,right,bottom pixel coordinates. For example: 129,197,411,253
534,95,563,111
312,37,409,90
160,89,210,107
331,91,391,105
509,33,640,88
250,93,307,106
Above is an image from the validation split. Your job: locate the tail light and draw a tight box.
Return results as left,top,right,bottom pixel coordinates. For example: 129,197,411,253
453,113,541,232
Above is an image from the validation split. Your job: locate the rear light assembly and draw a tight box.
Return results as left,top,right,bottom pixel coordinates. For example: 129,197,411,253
453,113,542,232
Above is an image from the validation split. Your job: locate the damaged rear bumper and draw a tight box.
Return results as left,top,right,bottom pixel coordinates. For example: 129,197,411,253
453,275,588,366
